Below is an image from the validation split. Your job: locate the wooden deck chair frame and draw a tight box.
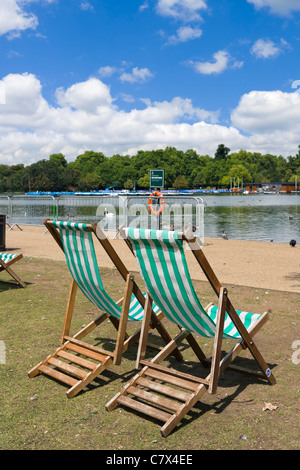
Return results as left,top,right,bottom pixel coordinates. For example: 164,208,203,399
0,252,26,288
28,219,182,398
106,227,276,437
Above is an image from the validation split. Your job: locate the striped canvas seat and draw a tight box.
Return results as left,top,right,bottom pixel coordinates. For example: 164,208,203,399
0,252,19,263
52,221,160,322
124,227,261,339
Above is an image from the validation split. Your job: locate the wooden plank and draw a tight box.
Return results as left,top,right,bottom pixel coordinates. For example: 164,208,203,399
64,337,113,360
56,350,96,370
67,355,113,398
209,287,227,394
65,342,107,362
140,360,210,385
105,368,149,412
47,357,87,379
136,377,191,402
149,313,184,363
127,385,181,412
160,383,208,438
74,312,109,341
185,332,210,367
114,274,134,365
136,292,153,368
39,364,77,387
117,395,172,423
144,368,200,391
61,279,77,342
226,363,266,379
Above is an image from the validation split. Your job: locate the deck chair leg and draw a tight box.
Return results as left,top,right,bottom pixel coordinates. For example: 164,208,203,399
61,279,77,343
72,311,109,341
226,300,276,385
4,264,26,288
185,332,210,368
150,312,184,362
114,274,134,365
209,287,227,394
0,258,26,288
136,293,154,368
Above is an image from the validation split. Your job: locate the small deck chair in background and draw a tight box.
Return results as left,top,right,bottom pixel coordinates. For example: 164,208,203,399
0,252,26,288
106,227,276,437
28,220,182,398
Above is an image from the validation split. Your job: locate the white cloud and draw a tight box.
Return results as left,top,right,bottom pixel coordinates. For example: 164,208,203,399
156,0,208,21
189,50,243,75
247,0,300,16
139,2,149,12
119,93,135,103
167,25,202,44
98,65,119,78
80,2,94,12
250,38,289,58
119,67,154,84
251,38,279,58
1,73,300,166
0,73,49,127
0,0,38,36
0,73,220,163
231,90,300,133
55,78,114,112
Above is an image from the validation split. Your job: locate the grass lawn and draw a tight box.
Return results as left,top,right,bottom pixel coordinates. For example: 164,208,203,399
0,257,299,450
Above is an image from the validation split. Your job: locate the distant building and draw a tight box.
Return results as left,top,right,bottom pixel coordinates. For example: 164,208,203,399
245,182,299,193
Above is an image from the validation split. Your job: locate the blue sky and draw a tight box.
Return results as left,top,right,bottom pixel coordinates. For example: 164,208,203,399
1,0,300,165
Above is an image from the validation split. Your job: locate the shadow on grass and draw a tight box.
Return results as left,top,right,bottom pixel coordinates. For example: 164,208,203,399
0,279,32,291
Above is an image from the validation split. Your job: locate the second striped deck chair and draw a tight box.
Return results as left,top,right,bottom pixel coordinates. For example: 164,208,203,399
0,252,26,288
106,227,276,437
28,220,181,398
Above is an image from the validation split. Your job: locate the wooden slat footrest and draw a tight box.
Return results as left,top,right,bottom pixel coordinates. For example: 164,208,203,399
108,363,207,435
29,338,114,398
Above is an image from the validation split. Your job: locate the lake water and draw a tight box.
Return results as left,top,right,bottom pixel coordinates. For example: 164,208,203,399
1,193,299,244
200,193,300,243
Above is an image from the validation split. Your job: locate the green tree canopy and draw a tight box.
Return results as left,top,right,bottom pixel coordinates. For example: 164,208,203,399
1,144,300,194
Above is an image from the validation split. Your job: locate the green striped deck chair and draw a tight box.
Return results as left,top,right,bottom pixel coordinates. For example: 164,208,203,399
106,227,276,437
29,220,180,399
0,252,26,288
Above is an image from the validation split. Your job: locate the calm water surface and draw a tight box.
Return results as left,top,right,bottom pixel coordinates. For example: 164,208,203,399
201,193,300,243
1,193,299,243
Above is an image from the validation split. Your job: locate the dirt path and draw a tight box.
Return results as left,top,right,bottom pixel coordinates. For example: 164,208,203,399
4,224,300,293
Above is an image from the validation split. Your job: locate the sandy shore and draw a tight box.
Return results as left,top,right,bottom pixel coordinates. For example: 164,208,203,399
3,224,300,293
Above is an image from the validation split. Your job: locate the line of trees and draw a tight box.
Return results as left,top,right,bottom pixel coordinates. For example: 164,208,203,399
1,144,300,194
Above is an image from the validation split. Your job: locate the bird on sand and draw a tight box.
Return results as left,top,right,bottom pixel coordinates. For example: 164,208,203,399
289,239,297,247
222,230,228,240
